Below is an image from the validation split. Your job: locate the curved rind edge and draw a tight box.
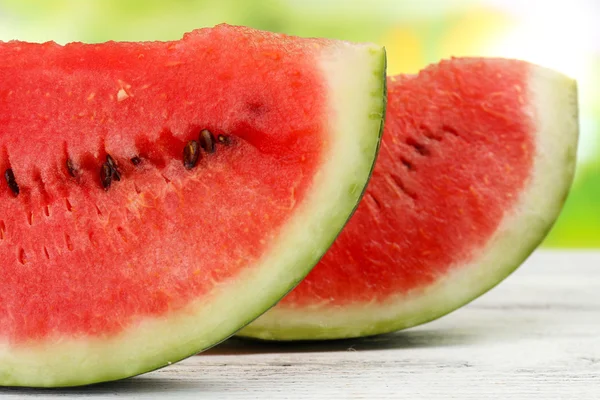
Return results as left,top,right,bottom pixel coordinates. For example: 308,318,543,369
237,63,579,341
0,45,387,386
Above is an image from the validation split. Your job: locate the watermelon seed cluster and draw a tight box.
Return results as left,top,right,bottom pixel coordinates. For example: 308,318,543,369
183,129,228,170
392,124,461,177
382,124,462,202
2,130,232,196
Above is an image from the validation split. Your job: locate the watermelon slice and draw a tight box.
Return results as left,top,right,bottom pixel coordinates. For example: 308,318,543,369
0,25,386,386
239,58,579,340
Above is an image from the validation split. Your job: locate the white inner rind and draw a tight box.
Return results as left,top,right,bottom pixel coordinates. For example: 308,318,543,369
240,63,579,340
0,43,386,386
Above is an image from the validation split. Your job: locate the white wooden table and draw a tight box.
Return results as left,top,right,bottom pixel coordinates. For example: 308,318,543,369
2,250,599,399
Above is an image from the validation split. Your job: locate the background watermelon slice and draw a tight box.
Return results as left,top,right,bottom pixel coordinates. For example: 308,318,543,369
240,58,579,340
0,25,386,386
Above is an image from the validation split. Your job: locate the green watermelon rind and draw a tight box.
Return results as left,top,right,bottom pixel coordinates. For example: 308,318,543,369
237,63,579,341
0,44,386,386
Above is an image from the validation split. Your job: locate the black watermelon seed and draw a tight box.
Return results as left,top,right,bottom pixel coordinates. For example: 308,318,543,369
217,135,230,145
106,154,116,169
199,129,216,153
66,158,77,178
106,154,121,181
183,140,200,170
400,157,414,171
130,156,142,166
100,162,113,190
4,169,19,196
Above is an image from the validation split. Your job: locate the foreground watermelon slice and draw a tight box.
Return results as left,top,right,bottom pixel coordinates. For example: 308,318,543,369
240,58,578,340
0,25,386,386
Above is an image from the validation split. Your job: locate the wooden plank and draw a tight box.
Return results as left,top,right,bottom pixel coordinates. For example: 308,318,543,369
2,250,599,399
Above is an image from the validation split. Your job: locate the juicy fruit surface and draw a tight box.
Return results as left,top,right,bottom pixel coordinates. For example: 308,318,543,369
0,26,323,341
282,59,532,306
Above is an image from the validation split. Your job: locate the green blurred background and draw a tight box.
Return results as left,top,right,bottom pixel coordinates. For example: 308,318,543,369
0,0,598,247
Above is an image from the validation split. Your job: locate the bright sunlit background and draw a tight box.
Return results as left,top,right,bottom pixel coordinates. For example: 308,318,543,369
0,0,598,247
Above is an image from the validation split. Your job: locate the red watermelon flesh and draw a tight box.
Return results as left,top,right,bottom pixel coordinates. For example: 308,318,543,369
240,58,579,340
0,25,386,386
